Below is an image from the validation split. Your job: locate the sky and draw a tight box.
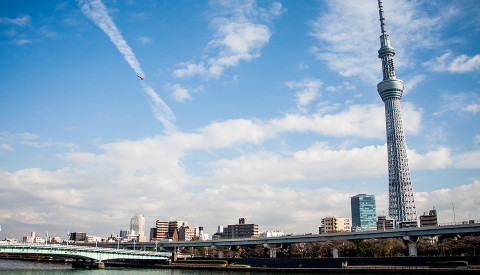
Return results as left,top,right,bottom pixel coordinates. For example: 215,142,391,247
0,0,479,239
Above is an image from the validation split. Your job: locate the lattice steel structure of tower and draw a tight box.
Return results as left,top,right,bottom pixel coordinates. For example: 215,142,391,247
376,0,417,223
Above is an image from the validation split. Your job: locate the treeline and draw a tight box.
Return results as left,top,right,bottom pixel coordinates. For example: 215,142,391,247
179,234,480,258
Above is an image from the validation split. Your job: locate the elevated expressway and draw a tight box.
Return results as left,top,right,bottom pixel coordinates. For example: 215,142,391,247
125,223,480,257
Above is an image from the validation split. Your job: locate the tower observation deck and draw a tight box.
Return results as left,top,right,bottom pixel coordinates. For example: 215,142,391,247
376,0,417,224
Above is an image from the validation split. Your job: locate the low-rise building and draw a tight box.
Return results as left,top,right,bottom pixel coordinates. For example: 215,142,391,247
221,218,259,239
87,235,102,243
168,221,187,239
52,236,62,243
420,209,438,227
178,225,197,241
260,231,285,238
377,216,395,230
70,232,87,242
321,217,351,233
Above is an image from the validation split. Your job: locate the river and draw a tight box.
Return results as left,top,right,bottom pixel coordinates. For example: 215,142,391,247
0,259,294,275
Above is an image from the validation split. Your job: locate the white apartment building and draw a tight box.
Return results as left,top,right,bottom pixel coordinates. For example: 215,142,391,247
321,217,351,233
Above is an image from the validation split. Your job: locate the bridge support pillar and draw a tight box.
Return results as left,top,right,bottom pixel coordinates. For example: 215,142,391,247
332,247,339,258
72,260,105,269
263,244,278,258
403,236,418,257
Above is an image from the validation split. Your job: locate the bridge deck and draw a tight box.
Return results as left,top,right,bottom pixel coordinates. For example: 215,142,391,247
0,243,170,261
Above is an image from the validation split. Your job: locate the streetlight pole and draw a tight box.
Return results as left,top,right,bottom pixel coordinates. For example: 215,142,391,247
452,203,456,224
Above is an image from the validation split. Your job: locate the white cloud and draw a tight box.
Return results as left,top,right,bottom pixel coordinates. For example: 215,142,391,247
310,0,444,83
1,105,477,238
15,39,31,45
462,103,480,114
325,82,355,93
403,75,425,93
270,103,421,138
408,147,452,170
173,0,283,79
0,15,31,26
426,52,480,73
173,62,207,78
439,93,480,115
415,181,480,223
138,36,151,45
452,150,480,169
1,131,473,237
286,79,323,113
0,131,76,149
170,83,192,102
0,143,13,156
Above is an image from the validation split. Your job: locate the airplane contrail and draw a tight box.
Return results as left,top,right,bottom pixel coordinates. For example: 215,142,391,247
77,0,176,130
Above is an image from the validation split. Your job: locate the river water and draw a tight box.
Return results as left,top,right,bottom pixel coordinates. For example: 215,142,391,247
0,259,292,275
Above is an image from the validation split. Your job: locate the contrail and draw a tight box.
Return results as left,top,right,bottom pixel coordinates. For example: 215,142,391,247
77,0,176,130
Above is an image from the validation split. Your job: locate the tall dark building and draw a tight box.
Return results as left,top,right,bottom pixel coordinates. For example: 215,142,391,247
69,232,87,242
351,194,377,231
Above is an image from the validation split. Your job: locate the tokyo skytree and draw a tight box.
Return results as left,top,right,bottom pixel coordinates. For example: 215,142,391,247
376,0,417,223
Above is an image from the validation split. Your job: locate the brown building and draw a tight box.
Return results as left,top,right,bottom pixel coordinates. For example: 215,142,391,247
420,209,438,227
168,221,187,239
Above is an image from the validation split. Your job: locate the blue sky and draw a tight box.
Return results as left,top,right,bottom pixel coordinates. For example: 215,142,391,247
1,0,479,239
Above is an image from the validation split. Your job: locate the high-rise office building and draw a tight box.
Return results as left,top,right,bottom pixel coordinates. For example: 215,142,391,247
376,0,417,224
130,214,145,237
351,194,377,231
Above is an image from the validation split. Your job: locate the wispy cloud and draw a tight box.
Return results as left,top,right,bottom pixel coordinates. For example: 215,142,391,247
77,0,175,130
403,75,425,93
0,15,31,26
425,51,480,73
138,36,151,45
0,143,13,156
167,83,204,103
14,39,31,45
436,93,480,115
173,0,283,79
310,0,444,83
286,79,323,114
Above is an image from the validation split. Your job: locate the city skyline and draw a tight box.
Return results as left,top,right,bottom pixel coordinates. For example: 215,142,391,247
1,0,479,239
